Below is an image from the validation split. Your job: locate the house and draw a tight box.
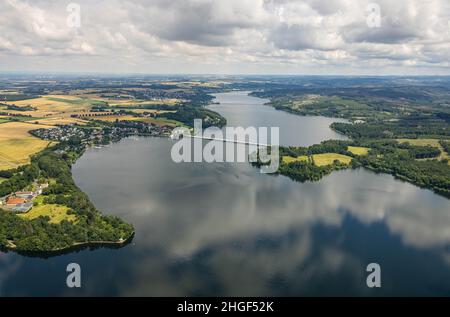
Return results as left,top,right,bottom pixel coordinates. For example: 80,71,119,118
35,183,49,195
6,197,26,206
15,191,34,199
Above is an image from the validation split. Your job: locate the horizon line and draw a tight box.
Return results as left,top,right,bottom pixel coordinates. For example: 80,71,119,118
1,71,450,78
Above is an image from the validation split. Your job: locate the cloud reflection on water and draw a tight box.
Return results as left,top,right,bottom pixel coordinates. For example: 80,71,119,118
70,137,450,295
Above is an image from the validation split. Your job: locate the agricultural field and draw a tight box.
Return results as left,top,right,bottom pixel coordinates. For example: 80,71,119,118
0,122,53,170
32,116,88,126
291,94,322,108
4,95,102,117
106,98,180,107
282,155,309,164
397,138,450,163
312,153,352,166
19,204,76,224
348,146,370,156
65,89,181,107
282,153,353,167
397,138,442,147
0,113,40,123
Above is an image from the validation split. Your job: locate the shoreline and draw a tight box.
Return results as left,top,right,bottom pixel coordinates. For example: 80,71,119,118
0,124,157,255
4,230,135,254
243,92,449,199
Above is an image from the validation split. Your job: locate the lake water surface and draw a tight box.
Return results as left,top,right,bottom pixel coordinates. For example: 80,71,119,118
1,92,450,296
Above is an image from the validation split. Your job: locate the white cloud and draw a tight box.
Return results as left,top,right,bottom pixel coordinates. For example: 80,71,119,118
0,0,450,74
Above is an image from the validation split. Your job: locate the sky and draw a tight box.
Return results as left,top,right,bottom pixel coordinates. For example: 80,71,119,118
1,0,450,75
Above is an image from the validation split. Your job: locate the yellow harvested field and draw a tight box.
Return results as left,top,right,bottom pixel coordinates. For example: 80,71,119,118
5,95,96,116
282,155,309,164
312,153,352,166
0,122,53,170
0,121,53,138
348,146,369,156
19,204,76,224
33,117,88,126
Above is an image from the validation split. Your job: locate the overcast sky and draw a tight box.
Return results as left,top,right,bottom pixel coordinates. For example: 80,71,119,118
1,0,450,75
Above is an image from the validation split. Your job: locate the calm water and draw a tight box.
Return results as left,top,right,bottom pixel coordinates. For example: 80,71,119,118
1,92,450,296
207,91,348,146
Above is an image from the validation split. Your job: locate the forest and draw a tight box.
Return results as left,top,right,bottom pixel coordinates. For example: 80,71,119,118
158,106,226,128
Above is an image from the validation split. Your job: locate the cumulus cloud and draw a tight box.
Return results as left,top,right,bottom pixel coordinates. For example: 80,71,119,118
0,0,449,73
122,0,270,46
270,24,344,51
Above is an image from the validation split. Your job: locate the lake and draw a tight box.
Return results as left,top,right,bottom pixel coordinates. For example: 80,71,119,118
1,91,450,296
207,91,348,146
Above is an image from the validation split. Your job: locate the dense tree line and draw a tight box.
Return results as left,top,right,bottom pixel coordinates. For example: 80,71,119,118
0,164,39,197
278,160,347,182
6,104,35,111
397,144,441,159
0,94,38,102
0,169,14,179
158,106,226,128
441,140,450,155
331,120,450,139
354,153,450,196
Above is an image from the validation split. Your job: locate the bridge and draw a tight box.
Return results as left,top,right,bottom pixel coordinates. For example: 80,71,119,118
178,134,270,147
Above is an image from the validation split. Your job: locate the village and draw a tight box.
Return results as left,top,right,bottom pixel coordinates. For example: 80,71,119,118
0,181,49,213
32,121,173,145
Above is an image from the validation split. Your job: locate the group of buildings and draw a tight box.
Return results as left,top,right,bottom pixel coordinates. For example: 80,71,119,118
33,121,173,147
0,183,48,213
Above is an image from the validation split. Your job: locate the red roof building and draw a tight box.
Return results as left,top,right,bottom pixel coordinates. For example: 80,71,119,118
6,197,26,205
